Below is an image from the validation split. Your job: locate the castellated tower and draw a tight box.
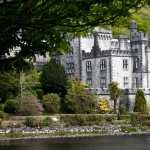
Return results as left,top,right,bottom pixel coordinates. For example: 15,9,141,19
81,28,112,90
80,28,112,52
130,21,150,88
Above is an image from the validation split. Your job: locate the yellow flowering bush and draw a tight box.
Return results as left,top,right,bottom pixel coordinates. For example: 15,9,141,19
98,98,110,113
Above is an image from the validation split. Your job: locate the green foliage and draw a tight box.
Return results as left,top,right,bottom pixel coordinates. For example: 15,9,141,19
131,6,150,34
61,114,117,126
40,60,67,96
130,113,150,126
108,82,123,113
0,72,19,102
112,5,150,35
63,79,97,113
4,99,19,114
24,117,42,128
36,89,43,100
42,117,52,127
24,116,53,127
42,93,61,113
20,70,41,97
134,89,148,113
0,118,2,127
0,0,146,64
24,70,40,84
18,96,43,116
0,57,33,72
0,111,6,119
0,104,4,111
119,106,129,115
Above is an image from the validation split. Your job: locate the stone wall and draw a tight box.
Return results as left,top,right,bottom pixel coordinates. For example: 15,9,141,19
89,88,150,112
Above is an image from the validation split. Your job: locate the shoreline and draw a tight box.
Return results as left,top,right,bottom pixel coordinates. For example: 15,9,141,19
0,113,150,142
0,131,150,142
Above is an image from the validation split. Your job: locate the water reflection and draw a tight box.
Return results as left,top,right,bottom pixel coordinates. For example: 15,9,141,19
0,135,150,150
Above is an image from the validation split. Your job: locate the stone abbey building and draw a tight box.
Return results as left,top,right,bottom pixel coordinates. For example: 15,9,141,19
53,22,150,111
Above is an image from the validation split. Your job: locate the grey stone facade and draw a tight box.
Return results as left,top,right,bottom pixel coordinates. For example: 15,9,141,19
55,22,150,111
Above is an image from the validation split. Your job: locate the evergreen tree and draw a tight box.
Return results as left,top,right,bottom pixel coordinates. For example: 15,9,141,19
134,89,148,113
40,59,67,97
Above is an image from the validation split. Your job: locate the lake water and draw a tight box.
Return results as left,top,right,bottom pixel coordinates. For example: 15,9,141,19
0,135,150,150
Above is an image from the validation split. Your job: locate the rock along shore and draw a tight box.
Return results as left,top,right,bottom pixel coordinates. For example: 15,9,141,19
0,124,149,142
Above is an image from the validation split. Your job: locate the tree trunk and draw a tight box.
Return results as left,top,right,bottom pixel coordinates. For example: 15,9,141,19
114,100,117,114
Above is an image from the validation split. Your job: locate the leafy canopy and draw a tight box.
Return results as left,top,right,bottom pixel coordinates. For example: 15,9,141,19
0,0,147,61
112,5,150,36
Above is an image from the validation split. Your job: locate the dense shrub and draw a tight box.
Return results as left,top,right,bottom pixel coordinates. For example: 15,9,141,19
42,117,52,127
18,96,43,116
24,117,53,127
36,89,43,100
22,70,41,97
0,118,2,127
24,117,42,127
142,120,150,127
98,98,110,113
61,115,87,126
0,111,6,119
60,114,117,126
42,93,61,113
119,106,129,115
0,104,4,111
4,99,19,114
63,80,97,113
134,89,148,113
0,73,19,102
130,113,150,126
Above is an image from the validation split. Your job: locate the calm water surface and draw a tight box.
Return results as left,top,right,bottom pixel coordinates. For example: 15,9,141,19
0,135,150,150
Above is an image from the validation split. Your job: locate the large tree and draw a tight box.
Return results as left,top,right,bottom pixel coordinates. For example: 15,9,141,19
0,0,147,64
40,59,67,97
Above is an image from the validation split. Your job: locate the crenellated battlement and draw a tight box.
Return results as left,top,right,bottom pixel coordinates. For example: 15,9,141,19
131,31,149,42
82,51,93,59
82,49,132,60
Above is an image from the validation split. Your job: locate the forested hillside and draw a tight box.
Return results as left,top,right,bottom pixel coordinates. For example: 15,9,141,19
112,6,150,36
